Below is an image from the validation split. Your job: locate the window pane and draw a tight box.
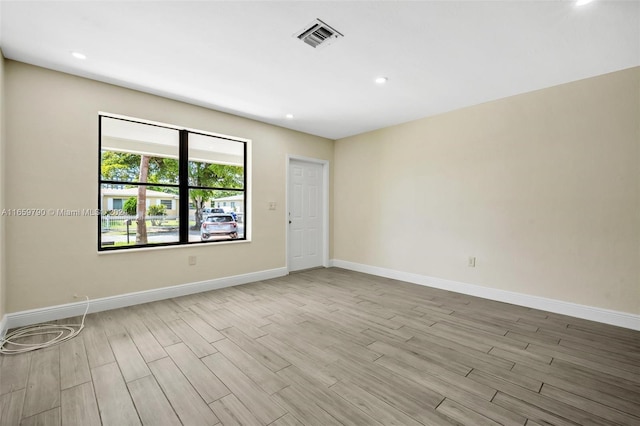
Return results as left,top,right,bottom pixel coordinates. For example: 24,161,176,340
188,133,244,189
189,189,244,242
100,184,179,248
112,198,123,210
101,117,179,184
99,115,248,250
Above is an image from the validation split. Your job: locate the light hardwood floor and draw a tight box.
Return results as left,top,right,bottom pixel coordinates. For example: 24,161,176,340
1,268,639,425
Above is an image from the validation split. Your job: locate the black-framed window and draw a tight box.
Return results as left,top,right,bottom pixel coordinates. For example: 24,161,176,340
99,115,247,250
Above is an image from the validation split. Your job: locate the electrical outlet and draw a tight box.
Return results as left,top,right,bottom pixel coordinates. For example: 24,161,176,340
269,201,277,210
468,256,476,267
188,256,197,266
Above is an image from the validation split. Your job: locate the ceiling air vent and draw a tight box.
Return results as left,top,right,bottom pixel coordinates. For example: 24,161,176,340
295,19,343,49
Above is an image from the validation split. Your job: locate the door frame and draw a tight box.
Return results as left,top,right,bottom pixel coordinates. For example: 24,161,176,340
286,155,330,272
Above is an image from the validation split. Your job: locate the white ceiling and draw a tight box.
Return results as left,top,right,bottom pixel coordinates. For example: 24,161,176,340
1,1,638,140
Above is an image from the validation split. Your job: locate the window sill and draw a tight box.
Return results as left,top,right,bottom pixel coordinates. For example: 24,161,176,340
97,238,251,255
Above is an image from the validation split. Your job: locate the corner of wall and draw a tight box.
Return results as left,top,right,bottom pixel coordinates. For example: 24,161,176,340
0,48,6,333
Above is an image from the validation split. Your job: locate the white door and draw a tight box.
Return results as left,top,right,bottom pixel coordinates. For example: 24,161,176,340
288,159,324,271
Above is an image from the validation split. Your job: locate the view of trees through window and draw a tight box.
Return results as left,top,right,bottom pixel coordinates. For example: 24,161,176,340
99,116,247,250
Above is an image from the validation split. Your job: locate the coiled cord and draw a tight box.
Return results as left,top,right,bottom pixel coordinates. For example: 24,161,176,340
0,297,90,355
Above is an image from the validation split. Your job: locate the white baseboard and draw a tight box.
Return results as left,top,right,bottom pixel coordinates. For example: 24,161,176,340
1,267,288,334
4,261,637,336
0,314,6,340
330,259,640,331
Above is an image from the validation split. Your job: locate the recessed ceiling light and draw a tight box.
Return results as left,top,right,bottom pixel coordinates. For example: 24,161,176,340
285,114,294,119
71,51,87,60
375,76,388,84
576,0,594,6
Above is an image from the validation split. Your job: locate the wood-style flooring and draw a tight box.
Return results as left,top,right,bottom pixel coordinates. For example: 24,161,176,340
1,267,639,425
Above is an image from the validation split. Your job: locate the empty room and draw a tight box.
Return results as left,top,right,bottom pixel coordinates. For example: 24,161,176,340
0,1,638,425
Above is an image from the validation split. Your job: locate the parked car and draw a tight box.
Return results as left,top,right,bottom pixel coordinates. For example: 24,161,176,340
201,207,224,218
200,214,238,240
201,207,237,221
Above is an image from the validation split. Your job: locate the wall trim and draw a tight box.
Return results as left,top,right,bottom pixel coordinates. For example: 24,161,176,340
4,261,637,336
1,267,287,334
0,315,6,340
330,259,640,331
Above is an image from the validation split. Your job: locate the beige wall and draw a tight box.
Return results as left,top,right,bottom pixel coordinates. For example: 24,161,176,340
4,59,638,317
4,61,333,312
0,50,5,320
334,67,640,315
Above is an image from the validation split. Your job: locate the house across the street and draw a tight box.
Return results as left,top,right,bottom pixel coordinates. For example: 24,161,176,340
101,187,178,216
